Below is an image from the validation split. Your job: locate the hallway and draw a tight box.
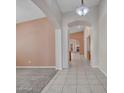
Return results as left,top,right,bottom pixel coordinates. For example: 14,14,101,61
41,53,107,93
16,0,107,92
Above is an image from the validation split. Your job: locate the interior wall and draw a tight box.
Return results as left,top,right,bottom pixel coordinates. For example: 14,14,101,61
98,0,107,75
84,27,91,59
70,32,84,54
16,18,55,66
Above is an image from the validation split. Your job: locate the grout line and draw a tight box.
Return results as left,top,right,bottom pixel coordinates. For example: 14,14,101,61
43,54,106,93
41,71,60,93
85,70,93,93
80,55,92,93
81,54,107,93
60,70,69,93
45,70,68,93
94,71,107,93
76,58,78,93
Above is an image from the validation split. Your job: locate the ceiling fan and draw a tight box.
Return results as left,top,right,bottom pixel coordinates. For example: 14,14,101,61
76,0,89,16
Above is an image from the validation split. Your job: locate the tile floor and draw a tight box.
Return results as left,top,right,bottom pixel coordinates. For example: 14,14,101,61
41,53,107,93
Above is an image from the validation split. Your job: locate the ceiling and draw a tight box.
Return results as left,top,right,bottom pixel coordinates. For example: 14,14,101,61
68,20,91,33
16,0,100,23
69,26,84,34
68,20,91,27
56,0,100,13
16,0,46,23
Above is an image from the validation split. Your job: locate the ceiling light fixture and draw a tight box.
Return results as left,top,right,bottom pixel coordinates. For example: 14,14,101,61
76,0,89,16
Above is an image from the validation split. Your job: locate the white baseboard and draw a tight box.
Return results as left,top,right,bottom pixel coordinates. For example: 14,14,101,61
56,67,62,70
16,66,56,68
98,67,107,77
91,65,107,77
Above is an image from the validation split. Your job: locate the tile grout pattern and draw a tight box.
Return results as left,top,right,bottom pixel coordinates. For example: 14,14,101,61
41,53,107,93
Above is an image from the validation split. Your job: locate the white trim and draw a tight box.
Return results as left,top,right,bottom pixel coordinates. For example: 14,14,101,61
91,65,107,77
55,29,62,70
55,67,62,70
16,66,56,68
98,67,107,77
62,25,69,69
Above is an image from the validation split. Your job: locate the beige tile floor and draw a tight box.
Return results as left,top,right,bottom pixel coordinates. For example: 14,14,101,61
41,53,107,93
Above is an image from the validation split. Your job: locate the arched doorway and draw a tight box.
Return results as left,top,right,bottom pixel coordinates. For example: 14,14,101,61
68,20,92,64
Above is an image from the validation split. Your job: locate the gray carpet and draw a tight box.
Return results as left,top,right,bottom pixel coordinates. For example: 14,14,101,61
16,68,57,93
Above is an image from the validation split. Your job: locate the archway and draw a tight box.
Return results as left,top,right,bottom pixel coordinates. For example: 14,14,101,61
62,13,98,68
68,20,92,64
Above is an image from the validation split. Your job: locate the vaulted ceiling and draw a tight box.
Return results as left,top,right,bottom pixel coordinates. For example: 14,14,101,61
56,0,100,13
16,0,100,24
16,0,46,23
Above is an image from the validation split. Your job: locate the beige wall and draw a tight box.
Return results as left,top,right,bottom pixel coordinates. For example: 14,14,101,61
70,32,84,54
16,18,55,66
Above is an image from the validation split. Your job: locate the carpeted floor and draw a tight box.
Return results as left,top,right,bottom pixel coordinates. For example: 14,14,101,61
16,68,57,93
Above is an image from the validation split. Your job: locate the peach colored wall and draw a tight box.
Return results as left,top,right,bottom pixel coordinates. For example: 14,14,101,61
16,18,55,66
70,32,84,54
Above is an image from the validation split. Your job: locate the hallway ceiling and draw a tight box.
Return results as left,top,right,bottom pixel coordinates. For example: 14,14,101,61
16,0,46,23
68,20,91,33
69,26,84,34
68,20,91,27
56,0,100,13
